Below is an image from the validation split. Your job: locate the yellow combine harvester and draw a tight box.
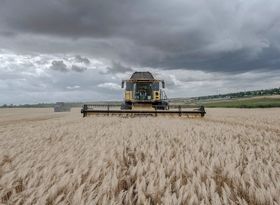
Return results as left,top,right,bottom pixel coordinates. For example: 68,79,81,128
81,72,206,117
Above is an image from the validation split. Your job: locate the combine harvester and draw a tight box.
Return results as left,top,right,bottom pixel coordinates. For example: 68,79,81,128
81,72,206,117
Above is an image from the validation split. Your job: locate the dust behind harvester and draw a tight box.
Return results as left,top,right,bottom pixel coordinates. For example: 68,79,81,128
81,72,206,117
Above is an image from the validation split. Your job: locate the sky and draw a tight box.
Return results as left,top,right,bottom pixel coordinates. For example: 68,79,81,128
0,0,280,104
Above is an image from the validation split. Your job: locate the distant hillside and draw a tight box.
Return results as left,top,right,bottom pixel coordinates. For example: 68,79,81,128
196,87,280,101
200,96,280,108
170,88,280,108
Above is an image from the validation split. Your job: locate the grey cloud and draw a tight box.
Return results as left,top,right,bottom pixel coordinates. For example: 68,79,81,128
50,60,68,72
0,30,17,37
71,65,87,72
0,52,121,103
50,60,88,73
1,51,280,104
105,62,133,74
75,55,90,65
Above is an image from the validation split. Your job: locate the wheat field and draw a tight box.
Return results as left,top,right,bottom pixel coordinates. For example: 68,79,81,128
0,108,279,205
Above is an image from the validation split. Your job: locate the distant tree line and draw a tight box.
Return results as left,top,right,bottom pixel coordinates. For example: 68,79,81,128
196,87,280,100
0,101,121,108
0,102,84,108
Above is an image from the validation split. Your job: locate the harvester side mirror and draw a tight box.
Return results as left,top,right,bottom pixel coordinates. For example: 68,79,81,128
121,81,124,88
162,81,165,88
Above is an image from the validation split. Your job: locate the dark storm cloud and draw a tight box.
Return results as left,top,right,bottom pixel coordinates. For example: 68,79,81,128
143,47,280,73
1,0,280,73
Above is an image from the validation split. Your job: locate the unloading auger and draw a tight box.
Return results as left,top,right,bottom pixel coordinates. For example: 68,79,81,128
81,72,206,117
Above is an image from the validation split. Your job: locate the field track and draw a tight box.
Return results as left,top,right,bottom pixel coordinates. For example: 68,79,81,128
0,108,279,204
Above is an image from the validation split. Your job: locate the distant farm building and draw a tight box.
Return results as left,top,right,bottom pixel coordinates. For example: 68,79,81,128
54,102,71,112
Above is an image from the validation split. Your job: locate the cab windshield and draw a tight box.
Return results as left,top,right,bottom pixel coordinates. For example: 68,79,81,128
134,83,153,100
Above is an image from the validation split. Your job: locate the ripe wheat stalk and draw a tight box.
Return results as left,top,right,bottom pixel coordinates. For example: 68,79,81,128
0,108,279,204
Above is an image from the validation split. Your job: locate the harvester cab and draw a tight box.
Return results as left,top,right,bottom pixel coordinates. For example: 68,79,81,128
120,72,169,110
81,71,206,117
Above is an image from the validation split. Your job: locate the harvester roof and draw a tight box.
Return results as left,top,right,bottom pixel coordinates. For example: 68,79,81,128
130,72,154,80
